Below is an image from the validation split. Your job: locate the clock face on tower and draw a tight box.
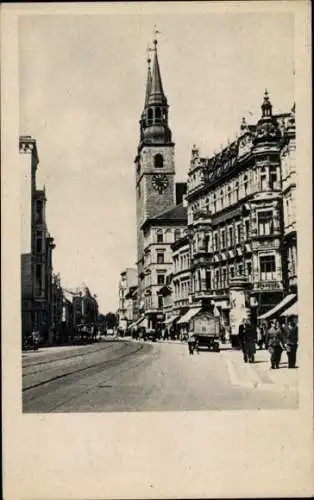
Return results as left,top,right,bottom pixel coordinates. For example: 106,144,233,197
152,173,169,194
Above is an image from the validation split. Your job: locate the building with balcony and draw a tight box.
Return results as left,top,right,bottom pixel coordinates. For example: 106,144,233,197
281,104,297,294
184,91,296,334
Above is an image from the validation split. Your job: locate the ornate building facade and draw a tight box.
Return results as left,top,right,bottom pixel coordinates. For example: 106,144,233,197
185,92,297,336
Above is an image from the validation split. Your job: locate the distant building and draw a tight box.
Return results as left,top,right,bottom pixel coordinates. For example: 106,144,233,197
118,268,137,330
19,135,56,341
140,204,187,329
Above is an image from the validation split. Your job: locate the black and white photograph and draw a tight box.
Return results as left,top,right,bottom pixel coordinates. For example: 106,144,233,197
1,2,312,499
19,8,300,413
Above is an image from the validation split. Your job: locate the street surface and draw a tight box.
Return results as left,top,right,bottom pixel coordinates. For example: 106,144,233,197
22,338,298,412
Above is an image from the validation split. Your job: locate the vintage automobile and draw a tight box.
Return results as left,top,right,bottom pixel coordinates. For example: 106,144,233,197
142,328,159,342
189,310,220,352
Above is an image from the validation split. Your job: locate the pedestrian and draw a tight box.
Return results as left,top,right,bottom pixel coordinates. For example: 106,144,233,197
187,331,196,355
283,317,298,368
238,319,248,362
240,319,256,363
267,319,285,369
31,329,39,351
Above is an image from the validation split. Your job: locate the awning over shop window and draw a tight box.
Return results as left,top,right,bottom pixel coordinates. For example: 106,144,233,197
164,315,179,325
177,307,202,324
129,316,148,329
229,250,236,259
280,301,298,317
258,294,296,320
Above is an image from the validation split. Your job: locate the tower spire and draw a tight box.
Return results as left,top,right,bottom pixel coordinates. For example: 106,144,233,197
144,45,153,107
148,35,167,106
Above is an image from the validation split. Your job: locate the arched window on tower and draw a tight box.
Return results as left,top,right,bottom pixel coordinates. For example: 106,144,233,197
147,108,153,126
154,154,164,168
155,107,161,124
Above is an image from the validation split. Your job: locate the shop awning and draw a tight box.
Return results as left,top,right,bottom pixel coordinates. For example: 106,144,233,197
137,316,148,328
280,301,298,317
164,315,179,325
129,316,148,329
177,307,202,324
258,294,296,320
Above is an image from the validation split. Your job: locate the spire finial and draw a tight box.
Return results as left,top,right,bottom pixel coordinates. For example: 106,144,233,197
153,25,161,47
146,44,152,67
261,88,272,118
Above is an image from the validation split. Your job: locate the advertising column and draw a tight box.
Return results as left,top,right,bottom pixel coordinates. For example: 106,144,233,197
229,276,250,348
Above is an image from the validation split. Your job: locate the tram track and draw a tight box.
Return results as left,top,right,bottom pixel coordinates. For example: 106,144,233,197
22,341,119,377
23,342,146,395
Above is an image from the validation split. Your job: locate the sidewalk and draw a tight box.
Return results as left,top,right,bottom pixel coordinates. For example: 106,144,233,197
225,347,298,391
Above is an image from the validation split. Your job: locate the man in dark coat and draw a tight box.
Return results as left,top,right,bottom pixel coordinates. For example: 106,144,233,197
238,319,256,363
283,317,298,368
267,319,285,369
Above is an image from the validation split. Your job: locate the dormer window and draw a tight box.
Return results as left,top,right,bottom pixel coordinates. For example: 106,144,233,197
154,154,164,168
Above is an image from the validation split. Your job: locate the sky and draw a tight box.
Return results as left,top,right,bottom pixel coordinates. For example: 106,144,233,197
19,8,294,314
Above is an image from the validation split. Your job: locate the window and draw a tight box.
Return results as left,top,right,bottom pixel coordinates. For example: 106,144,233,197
205,198,210,213
155,107,161,123
235,182,239,202
157,230,163,243
260,167,267,190
244,220,250,240
154,153,164,168
258,210,273,236
147,108,153,124
213,194,217,212
174,228,181,241
229,266,235,278
244,175,248,196
157,274,165,285
227,186,232,205
35,231,43,254
215,269,220,288
214,232,218,251
158,295,163,309
220,190,224,209
35,264,42,294
222,268,227,287
35,200,43,224
260,255,276,280
269,166,278,189
236,224,241,244
206,271,211,290
246,261,252,276
157,252,164,264
238,264,243,276
228,226,233,247
221,229,226,249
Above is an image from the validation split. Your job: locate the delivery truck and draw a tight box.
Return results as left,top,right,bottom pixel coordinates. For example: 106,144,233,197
189,310,220,352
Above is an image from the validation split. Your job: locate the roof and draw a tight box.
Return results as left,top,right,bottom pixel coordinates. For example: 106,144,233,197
141,203,187,230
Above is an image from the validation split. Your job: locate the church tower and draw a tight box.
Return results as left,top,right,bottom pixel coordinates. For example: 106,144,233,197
135,38,175,309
